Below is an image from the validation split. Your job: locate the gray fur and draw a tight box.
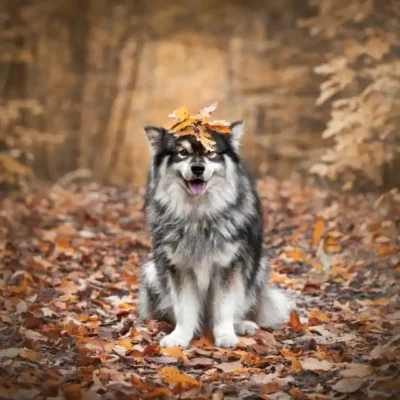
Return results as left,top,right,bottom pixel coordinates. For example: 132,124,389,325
139,122,292,348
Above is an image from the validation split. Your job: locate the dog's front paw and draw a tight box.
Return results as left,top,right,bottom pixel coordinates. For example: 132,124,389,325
214,332,239,348
160,333,190,348
235,320,259,336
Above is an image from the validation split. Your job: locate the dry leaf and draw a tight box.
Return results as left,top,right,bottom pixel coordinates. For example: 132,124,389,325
340,364,374,378
188,357,215,367
216,361,243,373
199,102,218,118
160,366,200,388
332,378,364,393
160,346,188,364
168,106,190,121
308,310,330,322
301,358,332,372
0,348,21,358
312,218,325,246
290,311,307,332
166,103,231,150
290,359,303,374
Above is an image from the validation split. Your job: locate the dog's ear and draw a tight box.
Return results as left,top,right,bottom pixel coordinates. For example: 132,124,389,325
230,120,244,151
144,126,164,153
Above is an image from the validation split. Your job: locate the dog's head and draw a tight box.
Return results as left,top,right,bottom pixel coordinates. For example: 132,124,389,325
144,121,245,215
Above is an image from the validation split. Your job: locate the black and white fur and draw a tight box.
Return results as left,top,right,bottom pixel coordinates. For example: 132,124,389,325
138,121,292,348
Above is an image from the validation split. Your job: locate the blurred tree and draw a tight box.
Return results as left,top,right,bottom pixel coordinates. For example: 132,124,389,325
0,0,398,189
302,0,400,189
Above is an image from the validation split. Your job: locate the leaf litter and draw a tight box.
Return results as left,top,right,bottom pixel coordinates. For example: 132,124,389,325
0,177,399,399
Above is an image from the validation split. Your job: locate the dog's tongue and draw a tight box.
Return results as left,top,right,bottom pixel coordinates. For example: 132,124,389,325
188,180,206,195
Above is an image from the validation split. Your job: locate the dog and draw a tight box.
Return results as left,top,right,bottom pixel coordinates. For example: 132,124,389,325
138,121,292,348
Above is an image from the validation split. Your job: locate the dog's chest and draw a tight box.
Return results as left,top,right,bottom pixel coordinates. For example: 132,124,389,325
162,221,239,292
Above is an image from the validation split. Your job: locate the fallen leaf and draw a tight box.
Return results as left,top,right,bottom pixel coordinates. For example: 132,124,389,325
332,378,364,393
255,330,277,346
290,311,307,332
0,348,21,358
290,359,303,374
260,381,280,394
340,364,374,378
307,310,330,322
160,346,188,364
216,361,243,373
301,358,332,372
312,218,325,246
188,357,215,367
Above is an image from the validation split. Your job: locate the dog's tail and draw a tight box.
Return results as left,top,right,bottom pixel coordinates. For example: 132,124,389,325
255,283,293,329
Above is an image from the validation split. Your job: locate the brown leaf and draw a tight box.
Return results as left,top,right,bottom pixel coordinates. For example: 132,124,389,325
20,348,39,361
289,388,307,399
290,311,307,332
260,382,280,395
332,378,364,393
144,356,176,365
163,373,200,388
301,358,332,372
160,366,200,388
0,348,21,358
255,330,277,346
187,357,215,367
216,361,243,373
340,364,374,378
290,359,303,374
63,384,83,400
307,309,330,322
160,346,188,365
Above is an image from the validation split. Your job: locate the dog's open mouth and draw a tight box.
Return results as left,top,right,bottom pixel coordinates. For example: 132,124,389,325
186,179,206,196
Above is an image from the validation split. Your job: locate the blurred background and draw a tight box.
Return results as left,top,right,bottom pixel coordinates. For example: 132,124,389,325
1,0,399,191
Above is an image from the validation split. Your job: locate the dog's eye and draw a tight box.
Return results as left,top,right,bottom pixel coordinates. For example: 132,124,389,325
207,151,217,159
179,150,189,157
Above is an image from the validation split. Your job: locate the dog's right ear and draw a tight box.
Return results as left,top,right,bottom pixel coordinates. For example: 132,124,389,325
144,126,164,153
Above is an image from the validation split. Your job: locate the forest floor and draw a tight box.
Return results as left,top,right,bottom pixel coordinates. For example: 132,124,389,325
0,177,399,400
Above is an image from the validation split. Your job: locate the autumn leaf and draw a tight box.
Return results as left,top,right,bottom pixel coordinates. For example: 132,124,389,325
160,366,200,388
312,218,324,246
301,358,332,373
290,359,303,374
168,106,191,121
339,364,374,378
307,309,330,322
199,102,218,118
290,311,307,332
166,103,231,150
164,373,200,388
216,361,243,373
170,117,197,132
332,378,364,393
160,346,189,364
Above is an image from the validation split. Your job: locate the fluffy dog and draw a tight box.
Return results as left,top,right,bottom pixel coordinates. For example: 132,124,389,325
138,121,291,348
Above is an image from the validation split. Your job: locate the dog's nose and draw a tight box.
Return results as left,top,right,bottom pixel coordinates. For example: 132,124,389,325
191,164,205,177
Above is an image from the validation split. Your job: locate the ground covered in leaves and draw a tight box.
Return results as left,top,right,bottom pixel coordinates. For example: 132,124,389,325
0,178,399,400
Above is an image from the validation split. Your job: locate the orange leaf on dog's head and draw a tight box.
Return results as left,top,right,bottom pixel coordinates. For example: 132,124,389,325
170,117,197,132
199,102,218,118
168,107,191,121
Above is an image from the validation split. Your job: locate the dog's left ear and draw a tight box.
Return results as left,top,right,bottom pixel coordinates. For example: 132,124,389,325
230,120,244,151
144,126,164,153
